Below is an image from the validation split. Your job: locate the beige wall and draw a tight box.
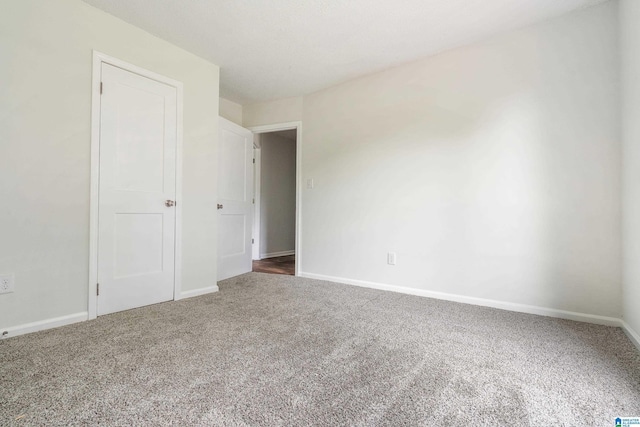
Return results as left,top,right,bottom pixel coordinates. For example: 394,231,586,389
219,97,243,125
243,96,303,128
0,0,220,332
621,0,640,338
255,2,621,318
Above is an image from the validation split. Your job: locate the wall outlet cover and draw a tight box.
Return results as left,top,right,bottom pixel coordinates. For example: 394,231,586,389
387,252,397,265
0,274,15,294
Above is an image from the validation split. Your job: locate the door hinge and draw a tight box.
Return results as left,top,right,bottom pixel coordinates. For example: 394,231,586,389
100,82,103,95
252,238,254,244
96,283,100,296
253,158,255,164
252,198,255,204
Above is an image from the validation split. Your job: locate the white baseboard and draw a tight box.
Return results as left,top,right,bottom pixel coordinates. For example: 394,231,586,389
621,321,640,351
260,250,295,259
1,286,220,340
299,272,622,327
178,285,219,300
1,312,88,340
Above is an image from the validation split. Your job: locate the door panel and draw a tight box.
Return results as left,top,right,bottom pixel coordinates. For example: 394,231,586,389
218,118,254,280
114,86,166,192
114,213,164,278
220,214,246,256
98,63,177,315
219,128,250,201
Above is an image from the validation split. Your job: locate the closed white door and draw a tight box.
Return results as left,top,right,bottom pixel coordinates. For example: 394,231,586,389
218,118,254,280
97,63,178,315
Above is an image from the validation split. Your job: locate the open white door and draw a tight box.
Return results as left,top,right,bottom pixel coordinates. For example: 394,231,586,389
97,63,178,315
218,118,254,280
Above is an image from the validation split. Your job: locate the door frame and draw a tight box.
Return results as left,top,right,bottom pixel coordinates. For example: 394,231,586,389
248,122,302,276
252,142,262,261
88,51,184,320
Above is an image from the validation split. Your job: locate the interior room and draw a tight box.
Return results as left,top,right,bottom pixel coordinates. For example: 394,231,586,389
1,0,639,425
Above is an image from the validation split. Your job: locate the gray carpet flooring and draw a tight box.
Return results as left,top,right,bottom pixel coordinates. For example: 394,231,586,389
1,272,639,426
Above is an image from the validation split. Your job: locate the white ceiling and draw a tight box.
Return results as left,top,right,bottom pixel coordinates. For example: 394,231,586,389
83,0,607,104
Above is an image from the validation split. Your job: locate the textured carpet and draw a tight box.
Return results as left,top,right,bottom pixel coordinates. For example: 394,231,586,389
252,255,295,275
1,273,639,426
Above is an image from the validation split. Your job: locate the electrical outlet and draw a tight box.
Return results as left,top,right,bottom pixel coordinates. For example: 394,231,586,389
387,252,397,266
0,274,15,294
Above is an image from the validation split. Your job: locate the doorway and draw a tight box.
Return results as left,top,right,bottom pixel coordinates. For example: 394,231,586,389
250,123,302,276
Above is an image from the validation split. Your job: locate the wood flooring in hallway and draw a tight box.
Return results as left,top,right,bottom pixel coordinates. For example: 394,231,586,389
252,255,295,275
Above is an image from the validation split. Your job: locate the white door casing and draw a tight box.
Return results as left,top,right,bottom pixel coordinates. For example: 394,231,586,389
218,118,254,280
96,62,178,315
248,122,302,276
252,145,261,261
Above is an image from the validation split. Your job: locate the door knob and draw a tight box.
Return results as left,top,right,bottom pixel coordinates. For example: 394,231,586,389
165,200,175,207
217,204,223,210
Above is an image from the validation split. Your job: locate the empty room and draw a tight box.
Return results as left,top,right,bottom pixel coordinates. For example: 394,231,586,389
1,0,639,425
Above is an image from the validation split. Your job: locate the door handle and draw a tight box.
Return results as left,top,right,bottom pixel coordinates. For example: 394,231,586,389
165,200,175,207
217,204,223,210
